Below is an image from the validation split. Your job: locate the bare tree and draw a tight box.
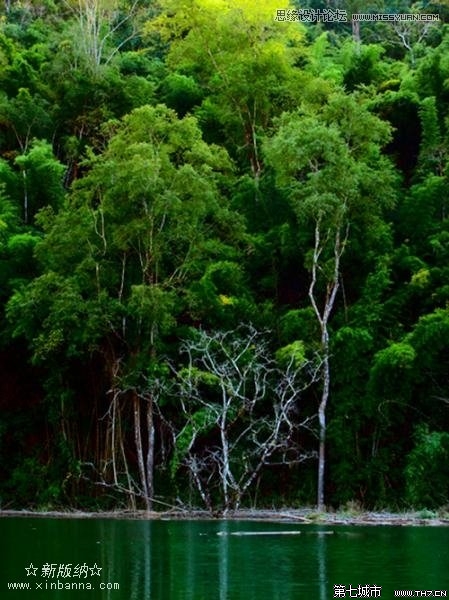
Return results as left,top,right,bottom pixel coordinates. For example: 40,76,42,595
170,325,320,514
63,0,141,74
391,19,438,66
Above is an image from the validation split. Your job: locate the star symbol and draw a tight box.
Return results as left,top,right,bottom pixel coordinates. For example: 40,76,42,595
89,563,102,576
25,563,37,576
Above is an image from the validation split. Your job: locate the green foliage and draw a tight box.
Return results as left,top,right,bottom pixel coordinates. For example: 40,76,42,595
161,72,203,117
0,191,18,243
0,88,53,150
170,405,218,478
187,260,255,327
7,102,242,361
264,92,396,231
146,0,308,172
417,96,441,168
342,42,388,90
399,175,449,248
368,341,416,402
6,272,110,361
275,340,306,368
405,425,449,507
305,32,345,84
0,159,20,202
128,284,176,337
279,308,319,345
7,457,63,507
14,139,66,222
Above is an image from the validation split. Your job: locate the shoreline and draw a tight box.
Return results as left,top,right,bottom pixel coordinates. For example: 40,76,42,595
1,508,449,526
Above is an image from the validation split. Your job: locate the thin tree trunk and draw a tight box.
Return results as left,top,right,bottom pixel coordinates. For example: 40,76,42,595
111,392,118,485
113,394,136,509
352,18,361,47
245,102,262,182
220,411,230,513
317,352,330,511
309,219,347,510
22,170,28,224
190,457,212,511
145,395,155,511
133,393,150,510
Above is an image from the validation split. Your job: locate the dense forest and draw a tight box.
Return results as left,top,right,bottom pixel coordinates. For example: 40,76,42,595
1,0,449,513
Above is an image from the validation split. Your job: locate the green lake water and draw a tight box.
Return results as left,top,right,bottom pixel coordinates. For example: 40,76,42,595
1,517,448,599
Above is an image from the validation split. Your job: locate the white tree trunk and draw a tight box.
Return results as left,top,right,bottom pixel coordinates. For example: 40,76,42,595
309,218,347,510
134,393,151,510
145,395,155,511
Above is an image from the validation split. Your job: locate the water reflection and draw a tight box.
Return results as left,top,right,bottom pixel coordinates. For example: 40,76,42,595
317,531,328,600
218,520,229,600
2,518,449,600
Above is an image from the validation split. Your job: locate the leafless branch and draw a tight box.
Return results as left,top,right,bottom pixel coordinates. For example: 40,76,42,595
170,325,319,513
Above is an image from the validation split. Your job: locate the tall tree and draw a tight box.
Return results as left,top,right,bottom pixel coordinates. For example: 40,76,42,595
264,92,397,508
7,104,242,509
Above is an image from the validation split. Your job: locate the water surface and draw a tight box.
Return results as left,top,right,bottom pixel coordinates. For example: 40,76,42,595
1,517,448,599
